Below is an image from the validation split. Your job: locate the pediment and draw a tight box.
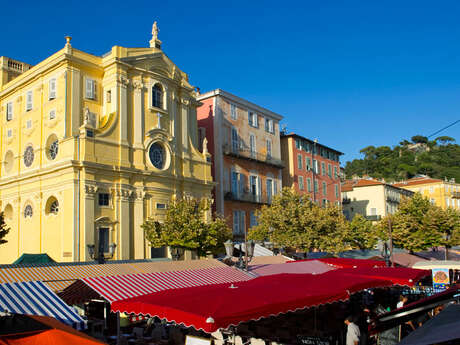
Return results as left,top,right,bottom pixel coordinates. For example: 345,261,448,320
121,53,180,80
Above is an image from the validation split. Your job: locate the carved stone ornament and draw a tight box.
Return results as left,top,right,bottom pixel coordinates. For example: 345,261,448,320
85,184,98,195
83,108,97,129
181,98,190,106
133,80,144,90
117,75,130,87
116,188,133,200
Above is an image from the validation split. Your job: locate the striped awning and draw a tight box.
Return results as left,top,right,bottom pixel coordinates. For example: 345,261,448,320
0,259,228,292
0,281,86,330
60,266,254,304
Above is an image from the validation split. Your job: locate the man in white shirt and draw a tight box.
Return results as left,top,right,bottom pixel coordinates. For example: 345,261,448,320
344,316,360,345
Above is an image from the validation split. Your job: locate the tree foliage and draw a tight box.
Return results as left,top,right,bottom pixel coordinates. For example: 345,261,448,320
344,135,460,181
377,193,460,252
346,214,379,250
248,188,350,253
142,197,231,256
0,212,9,246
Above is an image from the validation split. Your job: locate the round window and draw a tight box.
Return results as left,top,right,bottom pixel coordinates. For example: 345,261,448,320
49,140,59,160
149,142,165,169
23,145,34,167
24,205,33,218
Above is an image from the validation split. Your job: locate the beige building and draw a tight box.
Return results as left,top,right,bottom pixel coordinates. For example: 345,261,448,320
341,178,414,221
0,25,212,264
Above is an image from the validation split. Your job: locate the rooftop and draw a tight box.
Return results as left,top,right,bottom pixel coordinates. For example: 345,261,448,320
281,132,344,155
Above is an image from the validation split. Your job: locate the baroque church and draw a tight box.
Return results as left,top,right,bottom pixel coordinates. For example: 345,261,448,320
0,23,213,263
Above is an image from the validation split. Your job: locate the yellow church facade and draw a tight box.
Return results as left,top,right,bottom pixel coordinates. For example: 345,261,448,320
0,26,212,264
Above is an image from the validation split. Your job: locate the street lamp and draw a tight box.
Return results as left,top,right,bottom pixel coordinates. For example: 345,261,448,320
225,239,255,271
87,243,117,264
378,240,392,267
170,247,185,261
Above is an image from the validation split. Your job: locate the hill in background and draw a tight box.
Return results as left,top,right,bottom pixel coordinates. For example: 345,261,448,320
344,136,460,182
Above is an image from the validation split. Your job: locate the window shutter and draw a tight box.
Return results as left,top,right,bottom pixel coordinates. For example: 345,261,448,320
49,78,56,99
6,102,12,121
240,211,246,234
92,80,96,99
86,79,92,99
239,174,245,195
26,91,33,110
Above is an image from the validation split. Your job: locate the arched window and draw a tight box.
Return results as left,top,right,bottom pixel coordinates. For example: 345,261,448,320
46,197,59,215
24,204,33,218
152,84,163,109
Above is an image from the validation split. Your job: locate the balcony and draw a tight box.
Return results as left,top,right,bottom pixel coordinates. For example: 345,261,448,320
386,195,400,204
452,192,460,199
224,191,270,205
222,144,284,168
342,197,351,204
365,215,382,221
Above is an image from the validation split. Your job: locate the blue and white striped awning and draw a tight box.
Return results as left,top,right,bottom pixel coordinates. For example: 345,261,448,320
0,281,86,330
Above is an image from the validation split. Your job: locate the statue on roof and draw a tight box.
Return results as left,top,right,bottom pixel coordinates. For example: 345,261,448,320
152,21,159,41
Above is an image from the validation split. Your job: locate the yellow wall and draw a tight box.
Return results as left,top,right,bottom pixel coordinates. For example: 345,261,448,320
399,181,460,210
0,34,212,264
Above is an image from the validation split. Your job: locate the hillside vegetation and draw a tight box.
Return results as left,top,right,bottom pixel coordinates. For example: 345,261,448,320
344,136,460,182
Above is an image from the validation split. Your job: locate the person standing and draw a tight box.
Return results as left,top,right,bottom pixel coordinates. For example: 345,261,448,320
345,316,360,345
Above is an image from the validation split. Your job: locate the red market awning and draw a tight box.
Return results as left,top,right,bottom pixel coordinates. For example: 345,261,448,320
316,258,387,269
59,266,253,305
248,260,334,276
336,267,430,286
111,270,396,333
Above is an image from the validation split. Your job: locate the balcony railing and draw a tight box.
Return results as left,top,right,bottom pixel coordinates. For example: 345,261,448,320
386,195,400,204
365,215,382,221
224,191,271,204
222,144,284,168
342,197,351,204
452,191,460,199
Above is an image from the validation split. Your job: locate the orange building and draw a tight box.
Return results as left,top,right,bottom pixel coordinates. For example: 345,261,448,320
280,133,342,206
197,89,283,239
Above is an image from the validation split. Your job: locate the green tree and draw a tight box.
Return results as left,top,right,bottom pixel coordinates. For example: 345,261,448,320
0,212,9,246
347,214,378,250
142,197,231,256
411,135,428,144
378,193,445,252
248,188,349,253
435,136,455,145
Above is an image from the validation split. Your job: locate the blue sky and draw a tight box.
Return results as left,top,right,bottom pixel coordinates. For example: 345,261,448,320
2,1,460,163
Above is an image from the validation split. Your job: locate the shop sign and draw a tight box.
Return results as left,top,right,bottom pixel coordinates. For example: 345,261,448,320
432,268,450,293
297,335,331,345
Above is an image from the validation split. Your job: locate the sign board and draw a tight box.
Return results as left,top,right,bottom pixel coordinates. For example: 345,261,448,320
297,335,331,345
186,335,211,345
432,268,450,292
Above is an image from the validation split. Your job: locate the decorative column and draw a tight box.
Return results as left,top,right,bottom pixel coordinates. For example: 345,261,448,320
133,189,145,259
116,188,131,259
133,81,145,148
82,185,97,261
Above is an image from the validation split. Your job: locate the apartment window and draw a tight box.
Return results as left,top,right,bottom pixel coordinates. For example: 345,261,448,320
298,176,304,190
26,91,33,111
231,171,245,197
335,184,339,198
49,110,56,120
151,84,164,108
233,210,245,235
250,211,258,227
313,159,319,174
297,154,302,170
98,227,110,254
266,178,273,203
307,178,312,192
230,104,237,120
231,127,239,153
6,102,13,121
328,164,332,177
98,193,110,206
26,120,32,129
322,182,327,196
248,111,258,127
249,134,256,157
7,129,12,138
334,166,338,179
49,78,56,100
106,90,112,103
370,208,377,216
314,180,319,193
321,162,326,176
295,139,301,149
305,157,311,171
265,119,274,133
156,203,166,209
250,175,259,200
85,78,96,100
266,139,272,158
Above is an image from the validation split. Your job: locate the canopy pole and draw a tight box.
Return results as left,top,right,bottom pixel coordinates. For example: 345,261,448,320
117,312,121,345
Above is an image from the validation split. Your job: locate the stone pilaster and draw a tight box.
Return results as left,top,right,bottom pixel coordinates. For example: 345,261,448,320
133,189,145,259
82,184,97,261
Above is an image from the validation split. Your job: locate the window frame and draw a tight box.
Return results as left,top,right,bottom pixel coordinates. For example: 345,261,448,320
230,103,237,120
98,193,110,207
85,78,96,100
297,154,303,170
248,111,258,128
151,83,164,109
6,102,13,121
49,78,57,100
298,176,304,190
26,90,33,111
